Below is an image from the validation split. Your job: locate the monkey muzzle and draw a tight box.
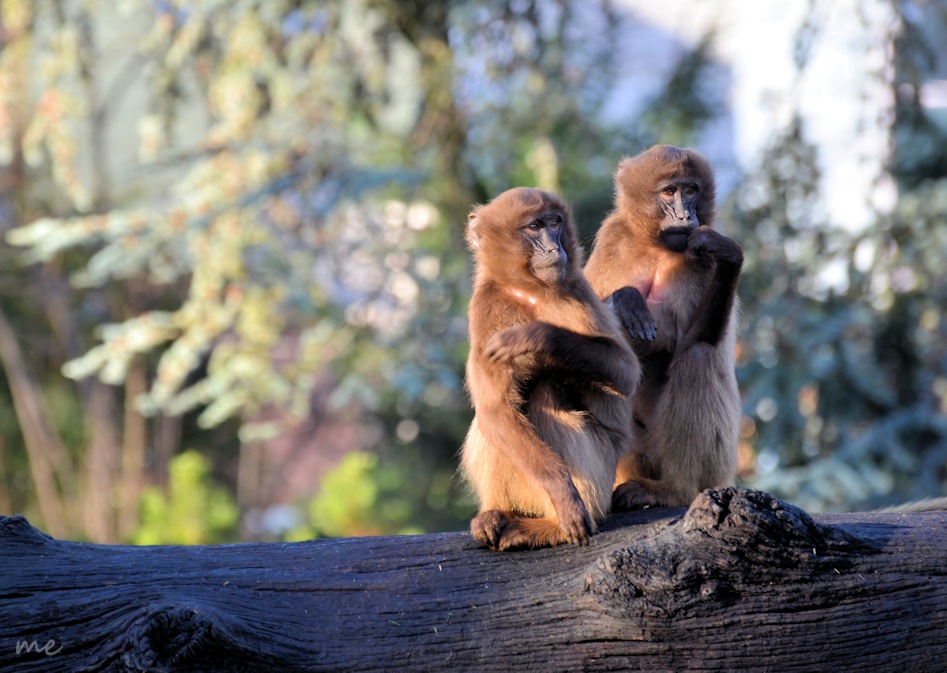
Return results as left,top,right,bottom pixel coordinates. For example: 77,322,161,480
659,224,694,253
530,248,567,283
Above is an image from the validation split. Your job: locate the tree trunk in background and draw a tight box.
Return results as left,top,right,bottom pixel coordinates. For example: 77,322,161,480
118,358,148,541
237,437,264,532
152,412,182,490
1,487,944,672
0,437,11,515
81,382,120,544
0,305,70,538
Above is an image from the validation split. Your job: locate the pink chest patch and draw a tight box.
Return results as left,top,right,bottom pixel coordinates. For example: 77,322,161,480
637,269,667,304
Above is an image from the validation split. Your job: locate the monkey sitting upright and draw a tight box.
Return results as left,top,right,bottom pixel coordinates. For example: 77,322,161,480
461,187,640,550
584,145,744,509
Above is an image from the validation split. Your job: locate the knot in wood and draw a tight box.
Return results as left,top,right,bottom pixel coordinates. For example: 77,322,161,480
584,487,871,623
92,602,254,671
681,487,828,549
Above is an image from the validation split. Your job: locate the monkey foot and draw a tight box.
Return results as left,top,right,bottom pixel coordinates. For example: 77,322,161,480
496,515,590,551
470,510,509,549
612,479,664,511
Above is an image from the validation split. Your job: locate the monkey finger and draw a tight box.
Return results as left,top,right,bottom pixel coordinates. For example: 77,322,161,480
621,314,656,341
559,521,589,547
660,226,691,253
485,327,537,362
609,286,656,341
644,320,657,341
626,315,657,341
558,504,593,546
484,336,516,362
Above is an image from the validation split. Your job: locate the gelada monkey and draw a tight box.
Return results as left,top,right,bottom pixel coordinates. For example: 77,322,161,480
461,187,639,550
584,145,744,509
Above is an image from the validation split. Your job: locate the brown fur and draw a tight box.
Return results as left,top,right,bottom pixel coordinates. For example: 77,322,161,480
461,187,639,550
584,145,743,508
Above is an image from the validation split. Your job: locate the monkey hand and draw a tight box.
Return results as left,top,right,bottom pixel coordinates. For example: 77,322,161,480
551,478,594,546
484,324,544,362
685,226,744,269
660,225,692,253
607,286,656,341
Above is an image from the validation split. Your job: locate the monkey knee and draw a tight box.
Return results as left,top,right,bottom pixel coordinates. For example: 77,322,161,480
679,341,713,362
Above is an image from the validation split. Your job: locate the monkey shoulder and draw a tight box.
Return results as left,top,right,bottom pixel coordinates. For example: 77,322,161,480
470,284,534,327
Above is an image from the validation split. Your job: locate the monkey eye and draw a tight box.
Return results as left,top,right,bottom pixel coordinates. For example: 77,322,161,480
683,185,699,197
527,221,541,230
661,186,676,196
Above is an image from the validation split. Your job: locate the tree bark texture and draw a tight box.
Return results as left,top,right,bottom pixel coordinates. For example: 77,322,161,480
0,487,945,672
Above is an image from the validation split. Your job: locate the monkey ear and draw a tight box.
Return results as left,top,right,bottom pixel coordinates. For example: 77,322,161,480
614,158,631,182
466,211,482,251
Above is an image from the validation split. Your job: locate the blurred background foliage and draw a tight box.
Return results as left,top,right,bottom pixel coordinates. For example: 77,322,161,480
0,0,945,543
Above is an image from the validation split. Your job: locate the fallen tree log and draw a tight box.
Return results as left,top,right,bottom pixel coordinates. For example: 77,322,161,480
0,487,944,672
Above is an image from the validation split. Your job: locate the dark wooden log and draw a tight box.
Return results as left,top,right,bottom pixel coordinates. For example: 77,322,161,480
0,487,945,672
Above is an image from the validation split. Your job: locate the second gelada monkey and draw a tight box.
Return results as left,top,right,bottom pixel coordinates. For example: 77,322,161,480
584,145,744,509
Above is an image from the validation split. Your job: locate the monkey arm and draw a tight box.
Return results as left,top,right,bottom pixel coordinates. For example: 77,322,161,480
682,227,744,347
485,322,638,395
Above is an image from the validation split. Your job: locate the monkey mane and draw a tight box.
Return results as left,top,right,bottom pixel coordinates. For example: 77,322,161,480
614,145,717,231
466,187,584,289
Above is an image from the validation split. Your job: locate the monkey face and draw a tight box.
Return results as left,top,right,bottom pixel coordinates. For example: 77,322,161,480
525,210,568,284
613,145,717,251
467,187,578,287
657,179,701,252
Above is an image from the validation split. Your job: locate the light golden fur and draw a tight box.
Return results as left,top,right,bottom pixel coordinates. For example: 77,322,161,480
461,187,639,549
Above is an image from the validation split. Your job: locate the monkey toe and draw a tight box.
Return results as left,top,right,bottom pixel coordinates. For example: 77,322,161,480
495,527,532,551
470,510,508,549
494,515,590,550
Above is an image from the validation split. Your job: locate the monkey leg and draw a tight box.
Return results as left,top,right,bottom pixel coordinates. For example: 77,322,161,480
474,400,596,541
623,342,739,509
463,422,594,550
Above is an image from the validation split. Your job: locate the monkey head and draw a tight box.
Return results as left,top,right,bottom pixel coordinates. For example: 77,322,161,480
614,145,717,252
466,187,581,287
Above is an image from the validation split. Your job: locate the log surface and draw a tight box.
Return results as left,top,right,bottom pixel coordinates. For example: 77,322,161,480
0,487,945,672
